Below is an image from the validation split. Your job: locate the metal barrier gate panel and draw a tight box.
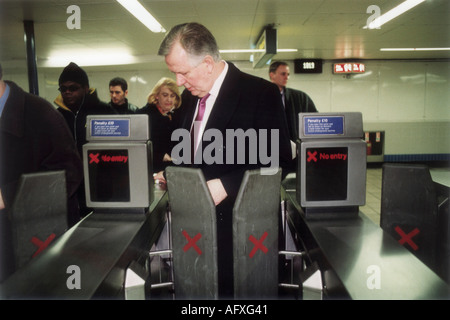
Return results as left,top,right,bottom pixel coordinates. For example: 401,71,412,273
166,167,218,299
233,168,281,299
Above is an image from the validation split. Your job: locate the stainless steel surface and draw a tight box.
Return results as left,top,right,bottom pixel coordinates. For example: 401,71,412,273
430,168,450,189
0,187,168,299
284,182,450,299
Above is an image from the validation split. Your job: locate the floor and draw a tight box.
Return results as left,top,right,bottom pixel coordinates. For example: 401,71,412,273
360,166,383,225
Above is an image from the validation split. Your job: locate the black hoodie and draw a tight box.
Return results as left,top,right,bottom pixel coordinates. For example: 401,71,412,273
54,88,113,155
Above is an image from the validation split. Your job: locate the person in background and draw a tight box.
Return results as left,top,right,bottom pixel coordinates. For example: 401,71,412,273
0,63,83,282
108,77,139,114
269,61,318,172
158,22,291,297
54,62,113,216
54,62,113,154
269,60,318,139
137,77,181,174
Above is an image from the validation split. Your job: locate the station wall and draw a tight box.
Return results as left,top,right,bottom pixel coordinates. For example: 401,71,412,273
3,59,449,161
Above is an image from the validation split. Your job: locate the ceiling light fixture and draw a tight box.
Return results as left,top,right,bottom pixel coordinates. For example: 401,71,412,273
44,49,136,67
380,47,450,51
116,0,165,33
364,0,426,29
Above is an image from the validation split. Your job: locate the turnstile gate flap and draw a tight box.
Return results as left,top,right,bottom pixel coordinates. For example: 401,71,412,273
166,167,218,299
10,171,68,270
233,168,281,299
380,164,438,269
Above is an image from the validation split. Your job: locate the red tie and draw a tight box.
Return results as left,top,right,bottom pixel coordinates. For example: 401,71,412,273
191,93,210,162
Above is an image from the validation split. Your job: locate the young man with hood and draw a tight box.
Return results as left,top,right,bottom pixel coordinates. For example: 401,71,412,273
54,62,113,155
54,62,113,216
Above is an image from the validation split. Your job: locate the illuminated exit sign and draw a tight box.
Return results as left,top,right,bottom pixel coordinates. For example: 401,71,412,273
333,62,366,74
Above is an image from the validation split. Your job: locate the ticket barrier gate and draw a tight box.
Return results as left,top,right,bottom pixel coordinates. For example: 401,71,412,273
381,163,450,284
1,185,168,299
1,171,68,282
165,167,218,299
147,167,320,300
232,168,280,299
1,114,168,299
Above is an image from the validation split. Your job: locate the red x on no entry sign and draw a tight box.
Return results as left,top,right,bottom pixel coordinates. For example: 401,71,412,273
307,151,318,162
395,226,420,251
182,230,202,255
31,233,56,258
249,231,269,258
89,153,100,164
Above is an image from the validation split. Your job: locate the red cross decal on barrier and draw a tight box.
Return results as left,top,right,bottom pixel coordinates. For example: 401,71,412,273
31,233,56,258
395,226,420,251
307,151,318,162
89,153,100,164
249,231,269,258
182,230,202,255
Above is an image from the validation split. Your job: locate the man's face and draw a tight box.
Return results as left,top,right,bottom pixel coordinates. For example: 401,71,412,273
270,65,290,91
109,85,127,105
59,81,88,109
164,41,211,98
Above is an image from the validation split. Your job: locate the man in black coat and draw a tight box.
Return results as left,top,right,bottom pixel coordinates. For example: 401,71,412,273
108,77,139,114
158,22,292,297
269,61,318,172
0,64,83,281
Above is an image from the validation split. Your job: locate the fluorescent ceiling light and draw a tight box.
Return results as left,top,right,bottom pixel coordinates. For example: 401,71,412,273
380,47,450,51
44,49,136,67
365,0,426,29
116,0,165,33
220,49,298,53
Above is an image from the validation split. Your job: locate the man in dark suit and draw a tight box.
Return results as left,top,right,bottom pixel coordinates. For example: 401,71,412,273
158,22,291,297
269,61,318,172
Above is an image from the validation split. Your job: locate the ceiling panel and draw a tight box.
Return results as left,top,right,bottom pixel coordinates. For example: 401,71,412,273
0,0,448,72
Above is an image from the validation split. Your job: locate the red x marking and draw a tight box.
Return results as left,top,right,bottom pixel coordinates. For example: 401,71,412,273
31,233,56,258
249,231,269,258
182,230,202,255
395,226,420,251
307,151,318,162
89,153,100,164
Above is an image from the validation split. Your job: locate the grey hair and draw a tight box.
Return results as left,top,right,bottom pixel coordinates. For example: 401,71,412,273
158,22,221,65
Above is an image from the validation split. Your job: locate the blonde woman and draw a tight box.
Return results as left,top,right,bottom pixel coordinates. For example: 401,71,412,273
138,77,181,174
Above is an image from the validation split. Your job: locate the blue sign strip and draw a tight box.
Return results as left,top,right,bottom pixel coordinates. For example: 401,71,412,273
91,119,130,137
304,116,344,135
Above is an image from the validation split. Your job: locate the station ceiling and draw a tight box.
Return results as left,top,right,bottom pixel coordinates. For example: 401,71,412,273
0,0,449,71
